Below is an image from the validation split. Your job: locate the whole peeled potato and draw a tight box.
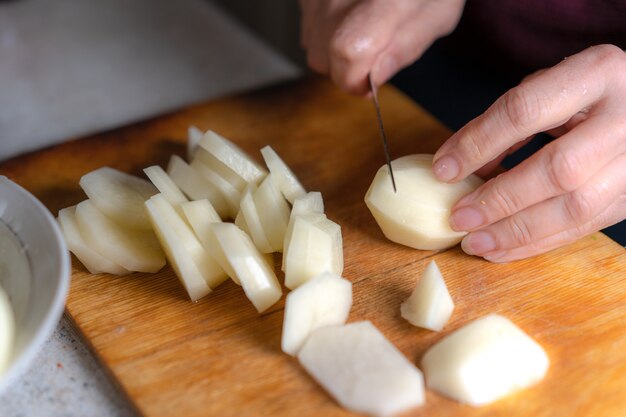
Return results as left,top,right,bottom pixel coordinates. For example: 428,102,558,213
365,154,483,250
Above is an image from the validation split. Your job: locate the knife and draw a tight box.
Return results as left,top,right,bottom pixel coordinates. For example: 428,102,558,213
368,73,397,192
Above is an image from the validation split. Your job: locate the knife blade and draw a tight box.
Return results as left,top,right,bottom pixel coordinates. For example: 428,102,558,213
368,73,397,192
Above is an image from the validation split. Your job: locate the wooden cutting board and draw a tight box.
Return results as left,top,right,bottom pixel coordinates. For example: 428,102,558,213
1,77,625,417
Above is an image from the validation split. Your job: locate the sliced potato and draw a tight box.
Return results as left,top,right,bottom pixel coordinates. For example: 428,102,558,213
144,165,188,217
184,204,238,283
208,222,282,312
421,314,549,406
260,145,306,204
291,191,324,219
0,284,15,375
75,200,165,273
187,125,203,161
254,174,290,252
180,199,221,225
281,272,352,356
167,155,229,218
365,154,483,250
401,260,454,331
197,130,267,184
79,167,157,230
298,321,425,417
283,213,343,290
193,146,247,192
145,195,219,301
58,206,129,275
191,159,241,219
239,185,273,253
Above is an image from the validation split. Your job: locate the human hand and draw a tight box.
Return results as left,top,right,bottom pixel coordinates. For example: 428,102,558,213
432,45,626,262
299,0,465,94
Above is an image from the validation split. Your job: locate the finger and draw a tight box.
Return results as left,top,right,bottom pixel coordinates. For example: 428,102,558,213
482,195,626,263
473,135,535,177
460,152,626,256
545,109,591,137
328,0,417,94
450,114,626,232
431,45,618,183
370,1,463,86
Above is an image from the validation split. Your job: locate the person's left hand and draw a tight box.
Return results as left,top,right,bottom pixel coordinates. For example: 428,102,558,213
431,44,626,262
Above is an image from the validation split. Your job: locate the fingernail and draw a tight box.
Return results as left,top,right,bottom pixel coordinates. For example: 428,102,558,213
484,251,506,263
433,156,459,182
461,231,496,255
450,206,484,231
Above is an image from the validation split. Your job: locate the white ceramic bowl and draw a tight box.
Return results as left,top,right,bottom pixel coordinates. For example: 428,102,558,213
0,176,70,392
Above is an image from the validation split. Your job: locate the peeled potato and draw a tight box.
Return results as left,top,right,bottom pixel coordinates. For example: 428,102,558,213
291,191,324,219
238,185,273,253
75,200,165,273
365,154,483,250
421,314,549,406
146,195,222,301
298,321,425,417
144,165,189,217
167,155,229,218
187,125,203,160
79,167,157,230
197,130,267,185
260,145,306,204
58,206,129,275
254,174,291,252
281,272,352,356
401,260,454,331
0,284,15,375
191,159,242,219
283,213,343,290
208,222,282,312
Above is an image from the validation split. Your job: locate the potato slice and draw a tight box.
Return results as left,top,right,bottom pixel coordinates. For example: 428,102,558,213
365,154,483,250
239,185,273,253
58,206,129,275
79,167,157,230
260,145,306,204
180,199,221,224
421,314,549,406
187,125,203,160
167,155,229,218
401,260,454,331
298,321,425,417
144,165,188,217
75,200,165,273
0,284,14,374
191,159,241,219
207,222,282,312
291,191,324,219
281,272,352,356
193,146,247,192
197,130,267,184
254,174,290,252
146,194,227,299
283,213,343,290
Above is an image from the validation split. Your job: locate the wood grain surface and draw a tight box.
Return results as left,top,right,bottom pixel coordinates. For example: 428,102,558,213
2,77,625,417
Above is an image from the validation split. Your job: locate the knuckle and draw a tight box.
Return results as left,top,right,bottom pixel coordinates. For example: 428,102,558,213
459,126,490,164
506,216,534,247
547,147,584,193
490,182,523,218
565,189,597,224
330,31,366,62
588,44,626,67
501,87,542,133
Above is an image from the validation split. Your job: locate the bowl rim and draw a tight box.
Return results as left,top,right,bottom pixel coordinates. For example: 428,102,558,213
0,176,71,392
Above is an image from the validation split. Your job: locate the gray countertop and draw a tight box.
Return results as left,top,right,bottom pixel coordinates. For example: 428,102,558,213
0,0,299,415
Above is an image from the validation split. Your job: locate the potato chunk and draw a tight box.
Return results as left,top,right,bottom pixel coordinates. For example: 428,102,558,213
421,314,549,406
298,321,425,417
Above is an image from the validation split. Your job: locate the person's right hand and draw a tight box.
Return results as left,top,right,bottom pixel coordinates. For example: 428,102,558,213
300,0,465,95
